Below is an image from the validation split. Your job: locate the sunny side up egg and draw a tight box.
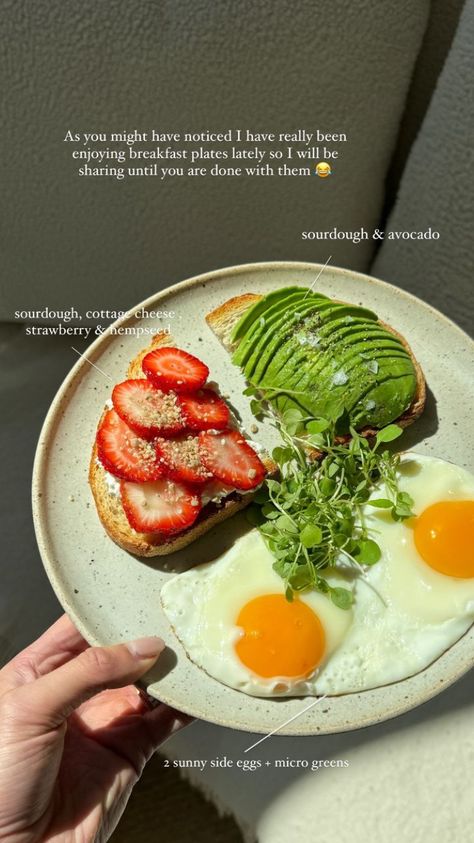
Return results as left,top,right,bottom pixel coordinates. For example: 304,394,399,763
317,453,474,694
161,453,474,698
160,529,353,697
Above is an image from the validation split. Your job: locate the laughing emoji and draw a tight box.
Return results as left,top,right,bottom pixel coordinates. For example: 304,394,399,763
315,162,331,178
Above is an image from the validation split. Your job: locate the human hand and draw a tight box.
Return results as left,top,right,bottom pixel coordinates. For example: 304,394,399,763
0,614,189,843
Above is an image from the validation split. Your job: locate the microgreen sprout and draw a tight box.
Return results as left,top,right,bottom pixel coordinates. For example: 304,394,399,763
245,387,415,609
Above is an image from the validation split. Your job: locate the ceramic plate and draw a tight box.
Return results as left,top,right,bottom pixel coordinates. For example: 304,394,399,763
32,262,474,735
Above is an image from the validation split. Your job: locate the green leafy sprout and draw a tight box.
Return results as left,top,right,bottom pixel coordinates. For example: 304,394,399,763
245,388,415,610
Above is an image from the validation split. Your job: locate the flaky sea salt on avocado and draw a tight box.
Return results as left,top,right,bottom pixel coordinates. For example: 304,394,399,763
231,286,417,431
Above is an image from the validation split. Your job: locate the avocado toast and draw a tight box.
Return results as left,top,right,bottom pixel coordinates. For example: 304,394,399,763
206,286,426,438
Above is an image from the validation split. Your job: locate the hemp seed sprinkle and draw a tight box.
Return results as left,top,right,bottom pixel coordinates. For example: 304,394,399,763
136,389,183,427
125,434,157,469
158,435,211,479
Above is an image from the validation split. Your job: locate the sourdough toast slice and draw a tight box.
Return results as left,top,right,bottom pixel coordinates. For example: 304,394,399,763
206,293,426,441
89,332,276,557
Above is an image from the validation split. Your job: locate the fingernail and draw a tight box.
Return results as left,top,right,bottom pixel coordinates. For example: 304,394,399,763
126,636,165,660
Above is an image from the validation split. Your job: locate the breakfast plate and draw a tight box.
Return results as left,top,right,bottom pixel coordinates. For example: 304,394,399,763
32,262,474,735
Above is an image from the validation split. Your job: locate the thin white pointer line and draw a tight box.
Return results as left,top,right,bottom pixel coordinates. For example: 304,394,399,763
244,694,328,753
71,346,114,381
303,255,332,299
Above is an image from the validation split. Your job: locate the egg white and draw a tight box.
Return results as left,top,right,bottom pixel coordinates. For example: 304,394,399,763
161,453,474,698
316,453,474,694
161,529,353,697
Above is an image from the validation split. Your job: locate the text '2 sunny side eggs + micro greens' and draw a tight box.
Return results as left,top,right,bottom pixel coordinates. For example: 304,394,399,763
245,388,415,610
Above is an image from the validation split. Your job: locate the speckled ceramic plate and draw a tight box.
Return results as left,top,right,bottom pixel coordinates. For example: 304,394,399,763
32,262,474,735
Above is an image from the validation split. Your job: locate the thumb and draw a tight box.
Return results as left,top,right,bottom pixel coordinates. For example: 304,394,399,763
13,636,165,728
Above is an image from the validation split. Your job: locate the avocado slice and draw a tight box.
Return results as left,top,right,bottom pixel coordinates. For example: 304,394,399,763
257,308,377,399
259,329,328,392
245,303,317,381
331,356,417,429
327,337,410,372
245,294,344,381
243,296,325,380
260,344,318,395
230,286,304,343
232,289,310,367
271,309,385,387
351,373,417,428
309,315,379,347
267,338,414,429
230,286,328,344
315,320,406,351
316,349,414,404
255,303,331,384
231,287,417,431
236,290,331,372
284,330,409,400
269,341,331,396
307,303,378,326
257,300,364,385
312,376,415,431
278,306,381,363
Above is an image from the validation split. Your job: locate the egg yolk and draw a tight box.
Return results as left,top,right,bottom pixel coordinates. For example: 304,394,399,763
413,500,474,578
234,594,326,679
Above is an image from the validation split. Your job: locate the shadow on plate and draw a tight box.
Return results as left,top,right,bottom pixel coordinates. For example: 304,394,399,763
140,645,179,684
138,511,253,575
397,383,438,450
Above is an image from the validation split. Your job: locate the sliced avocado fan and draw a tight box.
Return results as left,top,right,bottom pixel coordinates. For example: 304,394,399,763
231,286,417,431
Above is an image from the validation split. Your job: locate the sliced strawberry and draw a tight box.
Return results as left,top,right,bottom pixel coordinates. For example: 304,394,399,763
198,430,266,490
155,435,213,485
112,379,184,439
201,478,235,503
178,389,230,431
142,347,209,393
97,410,162,482
121,477,202,534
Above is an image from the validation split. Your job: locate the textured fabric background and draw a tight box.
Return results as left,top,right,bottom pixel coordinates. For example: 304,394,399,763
374,0,474,332
1,0,429,317
384,0,467,206
166,671,474,843
1,2,472,842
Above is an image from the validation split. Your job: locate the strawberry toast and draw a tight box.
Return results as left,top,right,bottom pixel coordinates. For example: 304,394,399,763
89,333,276,556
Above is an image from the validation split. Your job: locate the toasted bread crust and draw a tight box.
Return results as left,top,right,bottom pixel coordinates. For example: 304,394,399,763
89,441,274,557
205,293,262,350
206,292,426,445
89,331,276,557
126,333,172,379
